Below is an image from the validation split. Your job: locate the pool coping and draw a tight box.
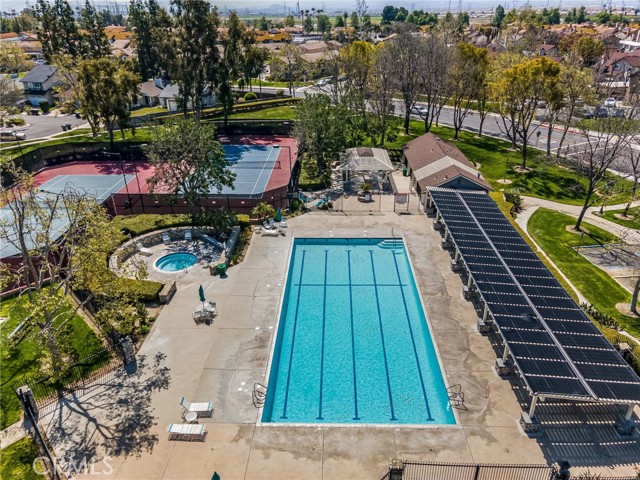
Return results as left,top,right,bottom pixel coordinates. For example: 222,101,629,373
153,251,199,273
257,234,462,429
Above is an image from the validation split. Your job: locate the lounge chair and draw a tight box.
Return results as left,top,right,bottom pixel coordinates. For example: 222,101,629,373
184,230,192,242
162,232,172,245
166,423,206,441
262,221,276,230
261,227,281,237
278,218,287,228
179,397,214,417
135,241,153,256
268,218,276,228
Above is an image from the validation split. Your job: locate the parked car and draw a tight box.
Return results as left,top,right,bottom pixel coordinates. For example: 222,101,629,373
315,78,330,87
34,59,46,65
604,97,616,107
0,130,26,141
610,107,626,118
410,105,428,116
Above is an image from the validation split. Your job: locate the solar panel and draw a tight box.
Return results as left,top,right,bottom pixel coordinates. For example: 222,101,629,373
429,187,640,403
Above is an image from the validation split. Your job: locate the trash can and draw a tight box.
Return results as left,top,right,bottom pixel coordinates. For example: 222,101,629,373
75,112,81,119
61,125,68,131
402,167,408,177
216,263,227,276
66,124,72,130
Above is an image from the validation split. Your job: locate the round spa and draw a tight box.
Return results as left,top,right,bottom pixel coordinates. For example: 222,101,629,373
155,252,197,272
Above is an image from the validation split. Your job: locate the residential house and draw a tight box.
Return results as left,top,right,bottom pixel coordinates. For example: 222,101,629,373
137,79,165,106
537,43,559,57
158,84,216,112
19,65,62,106
254,29,291,43
601,50,640,99
403,133,491,194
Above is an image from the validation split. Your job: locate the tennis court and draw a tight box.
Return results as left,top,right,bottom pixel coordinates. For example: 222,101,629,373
1,174,134,258
218,145,281,197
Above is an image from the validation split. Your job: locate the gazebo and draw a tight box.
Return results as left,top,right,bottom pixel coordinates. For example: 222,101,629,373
341,147,394,176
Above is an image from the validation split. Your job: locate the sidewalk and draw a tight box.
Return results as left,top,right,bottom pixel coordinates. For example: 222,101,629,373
522,196,640,244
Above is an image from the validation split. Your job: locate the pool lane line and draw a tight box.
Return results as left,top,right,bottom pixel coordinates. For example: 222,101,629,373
391,251,434,421
369,250,397,422
281,249,307,420
347,250,360,421
295,282,407,287
317,249,328,420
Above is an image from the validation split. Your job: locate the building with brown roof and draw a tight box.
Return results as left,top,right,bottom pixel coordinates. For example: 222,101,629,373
403,133,491,193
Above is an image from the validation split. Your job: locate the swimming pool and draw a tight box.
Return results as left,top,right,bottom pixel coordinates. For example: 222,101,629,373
155,252,197,272
262,238,455,425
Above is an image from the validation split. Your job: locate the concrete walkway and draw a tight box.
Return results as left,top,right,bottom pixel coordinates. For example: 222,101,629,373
522,196,640,244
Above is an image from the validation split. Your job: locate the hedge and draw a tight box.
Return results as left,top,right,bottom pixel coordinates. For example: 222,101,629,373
111,214,192,238
117,278,164,302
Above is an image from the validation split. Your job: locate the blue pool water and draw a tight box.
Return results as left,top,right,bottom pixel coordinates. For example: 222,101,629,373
262,238,456,425
155,252,197,272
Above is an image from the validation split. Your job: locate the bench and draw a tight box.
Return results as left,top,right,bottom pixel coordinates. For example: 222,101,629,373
159,282,176,304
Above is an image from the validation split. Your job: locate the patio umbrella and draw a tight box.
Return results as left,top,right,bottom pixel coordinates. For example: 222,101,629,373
198,285,206,306
275,207,282,222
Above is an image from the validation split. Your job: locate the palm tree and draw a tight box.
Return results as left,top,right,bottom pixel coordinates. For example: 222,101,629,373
209,209,237,234
252,202,275,222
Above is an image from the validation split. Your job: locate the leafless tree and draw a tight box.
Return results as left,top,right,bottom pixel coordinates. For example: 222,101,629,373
415,34,453,134
368,43,398,146
355,0,368,19
387,25,422,134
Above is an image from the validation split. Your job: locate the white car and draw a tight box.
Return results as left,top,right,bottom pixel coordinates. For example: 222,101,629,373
604,97,617,108
315,78,330,87
411,105,428,116
0,130,26,141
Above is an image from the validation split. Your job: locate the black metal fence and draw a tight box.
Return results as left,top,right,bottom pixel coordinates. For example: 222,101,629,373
397,461,557,480
15,345,123,411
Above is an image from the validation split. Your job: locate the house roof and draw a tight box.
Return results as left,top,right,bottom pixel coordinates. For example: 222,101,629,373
139,80,163,98
20,65,57,84
342,147,394,172
404,133,491,191
158,84,180,99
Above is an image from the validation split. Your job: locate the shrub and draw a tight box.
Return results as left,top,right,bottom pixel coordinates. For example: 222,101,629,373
275,89,285,97
504,189,523,218
8,117,25,126
244,91,258,101
59,101,77,114
298,156,328,191
360,182,373,192
581,303,620,330
39,101,50,113
117,278,164,302
236,214,251,228
289,199,303,212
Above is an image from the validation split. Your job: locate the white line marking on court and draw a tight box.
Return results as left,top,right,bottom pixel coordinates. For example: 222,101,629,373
250,146,277,197
40,174,70,191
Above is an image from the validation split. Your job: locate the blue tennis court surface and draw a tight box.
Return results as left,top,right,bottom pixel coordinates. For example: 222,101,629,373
1,174,133,259
216,145,281,197
262,238,455,424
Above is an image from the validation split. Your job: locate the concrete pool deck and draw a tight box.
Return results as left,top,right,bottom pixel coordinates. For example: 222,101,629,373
42,211,640,479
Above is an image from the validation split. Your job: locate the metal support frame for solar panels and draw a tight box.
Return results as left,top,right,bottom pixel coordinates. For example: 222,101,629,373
427,189,598,403
449,190,598,400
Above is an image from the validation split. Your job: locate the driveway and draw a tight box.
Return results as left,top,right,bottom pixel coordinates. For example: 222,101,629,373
13,111,86,140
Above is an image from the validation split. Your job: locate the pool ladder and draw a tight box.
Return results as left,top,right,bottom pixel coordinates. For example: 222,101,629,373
252,383,267,408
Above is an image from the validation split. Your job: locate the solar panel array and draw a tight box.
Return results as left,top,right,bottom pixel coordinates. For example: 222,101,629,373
429,188,640,403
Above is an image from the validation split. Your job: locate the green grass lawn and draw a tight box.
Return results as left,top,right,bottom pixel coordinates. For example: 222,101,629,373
384,120,634,206
221,105,296,120
0,292,105,429
528,208,640,338
111,213,192,238
131,105,166,117
0,437,41,480
601,207,640,230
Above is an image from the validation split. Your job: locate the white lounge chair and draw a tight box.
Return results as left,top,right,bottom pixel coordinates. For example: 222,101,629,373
261,227,281,237
166,423,206,441
179,397,214,417
262,220,276,230
135,241,153,256
162,232,172,245
184,230,192,241
278,218,287,228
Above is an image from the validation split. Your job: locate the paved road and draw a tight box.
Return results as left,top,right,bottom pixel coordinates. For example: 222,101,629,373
12,112,86,140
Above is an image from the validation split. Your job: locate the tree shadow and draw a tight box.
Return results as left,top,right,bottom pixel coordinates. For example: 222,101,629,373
42,352,170,471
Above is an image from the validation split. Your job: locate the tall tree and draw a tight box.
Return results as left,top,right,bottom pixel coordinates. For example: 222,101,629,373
242,44,269,92
490,56,560,168
294,94,349,184
416,34,452,133
218,11,248,126
145,119,236,215
80,0,110,58
77,57,140,149
0,167,137,376
449,43,489,140
279,43,305,95
338,41,375,127
0,76,23,124
128,0,171,81
0,42,32,73
284,14,295,27
389,26,421,134
168,0,219,117
369,43,400,146
34,0,84,61
317,14,331,35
